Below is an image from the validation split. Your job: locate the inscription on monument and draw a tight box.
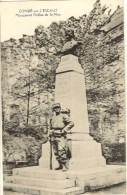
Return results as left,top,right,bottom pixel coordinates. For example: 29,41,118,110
55,73,71,108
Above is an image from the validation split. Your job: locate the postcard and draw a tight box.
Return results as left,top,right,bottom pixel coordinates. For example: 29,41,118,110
0,0,126,195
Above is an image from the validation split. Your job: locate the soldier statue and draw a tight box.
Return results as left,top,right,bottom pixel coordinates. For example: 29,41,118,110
49,103,74,171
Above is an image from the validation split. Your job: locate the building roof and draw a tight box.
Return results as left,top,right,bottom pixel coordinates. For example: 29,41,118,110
101,7,124,32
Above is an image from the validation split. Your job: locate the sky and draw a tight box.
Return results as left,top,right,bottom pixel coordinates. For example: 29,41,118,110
0,0,124,42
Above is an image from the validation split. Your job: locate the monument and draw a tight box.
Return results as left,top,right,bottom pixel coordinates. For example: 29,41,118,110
4,30,125,195
40,29,105,170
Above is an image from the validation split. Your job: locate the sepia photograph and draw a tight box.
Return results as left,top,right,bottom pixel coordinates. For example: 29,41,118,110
0,0,126,194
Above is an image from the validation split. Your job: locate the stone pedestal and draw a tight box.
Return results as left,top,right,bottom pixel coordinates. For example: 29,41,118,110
39,141,58,169
39,143,50,169
68,140,105,170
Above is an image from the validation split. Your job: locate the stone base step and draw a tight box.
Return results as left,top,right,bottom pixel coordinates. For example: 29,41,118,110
4,183,84,195
67,165,126,180
13,167,67,180
12,165,126,182
5,175,75,189
67,165,126,192
4,191,30,195
4,165,126,195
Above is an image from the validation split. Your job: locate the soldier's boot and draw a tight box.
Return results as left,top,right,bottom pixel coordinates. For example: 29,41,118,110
55,161,63,170
62,162,68,172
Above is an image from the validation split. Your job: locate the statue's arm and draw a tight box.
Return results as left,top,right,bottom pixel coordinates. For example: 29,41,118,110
63,115,74,133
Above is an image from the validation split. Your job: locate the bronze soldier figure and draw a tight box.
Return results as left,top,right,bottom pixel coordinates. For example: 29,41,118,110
49,103,74,171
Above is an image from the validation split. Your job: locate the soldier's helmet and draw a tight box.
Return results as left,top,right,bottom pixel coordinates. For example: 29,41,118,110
61,108,70,114
52,103,61,110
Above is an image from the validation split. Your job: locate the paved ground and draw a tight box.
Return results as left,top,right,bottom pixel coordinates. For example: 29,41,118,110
84,182,126,195
3,182,126,195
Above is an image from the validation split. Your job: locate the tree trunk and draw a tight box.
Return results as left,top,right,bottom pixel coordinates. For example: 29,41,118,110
38,95,41,124
2,96,5,131
26,92,30,126
26,59,31,127
2,109,5,131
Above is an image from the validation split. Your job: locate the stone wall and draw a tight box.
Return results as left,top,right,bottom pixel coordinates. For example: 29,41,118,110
88,7,125,162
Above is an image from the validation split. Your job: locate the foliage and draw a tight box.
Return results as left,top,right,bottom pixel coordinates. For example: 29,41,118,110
23,125,45,140
2,131,41,163
102,142,126,163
